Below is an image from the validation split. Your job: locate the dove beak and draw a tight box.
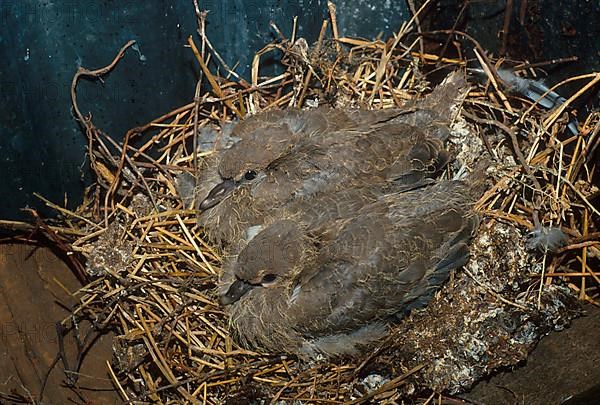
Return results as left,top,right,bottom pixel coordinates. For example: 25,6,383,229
220,279,254,305
199,179,236,210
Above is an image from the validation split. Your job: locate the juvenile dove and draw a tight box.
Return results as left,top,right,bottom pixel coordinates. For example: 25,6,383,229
183,73,467,244
219,179,482,358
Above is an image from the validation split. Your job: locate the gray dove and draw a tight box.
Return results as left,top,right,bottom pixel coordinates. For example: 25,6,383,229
183,73,468,245
219,179,483,358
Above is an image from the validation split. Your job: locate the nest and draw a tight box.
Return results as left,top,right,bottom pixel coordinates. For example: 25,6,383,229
5,3,599,403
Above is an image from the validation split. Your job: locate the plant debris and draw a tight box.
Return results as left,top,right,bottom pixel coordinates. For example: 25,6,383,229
2,2,598,403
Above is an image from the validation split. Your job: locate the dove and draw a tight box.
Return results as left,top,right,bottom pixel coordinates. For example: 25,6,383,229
182,73,468,245
218,179,482,358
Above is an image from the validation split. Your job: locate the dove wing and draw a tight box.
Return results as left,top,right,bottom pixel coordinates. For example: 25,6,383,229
291,181,477,337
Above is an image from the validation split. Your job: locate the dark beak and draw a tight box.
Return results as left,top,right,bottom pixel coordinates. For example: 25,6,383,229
220,279,254,306
199,179,236,210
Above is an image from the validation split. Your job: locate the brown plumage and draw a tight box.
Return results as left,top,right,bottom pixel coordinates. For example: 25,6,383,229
174,72,481,357
184,73,467,245
219,180,482,358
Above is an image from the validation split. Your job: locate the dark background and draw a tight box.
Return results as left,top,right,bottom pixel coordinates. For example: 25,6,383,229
1,0,598,221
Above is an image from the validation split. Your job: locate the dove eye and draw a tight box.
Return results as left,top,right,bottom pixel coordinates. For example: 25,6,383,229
244,170,257,181
261,274,277,285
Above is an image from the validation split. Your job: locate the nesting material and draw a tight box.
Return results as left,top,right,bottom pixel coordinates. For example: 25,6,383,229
7,7,599,404
375,221,579,394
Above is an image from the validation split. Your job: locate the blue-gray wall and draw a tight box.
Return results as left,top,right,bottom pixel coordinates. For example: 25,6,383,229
0,0,410,221
0,1,598,221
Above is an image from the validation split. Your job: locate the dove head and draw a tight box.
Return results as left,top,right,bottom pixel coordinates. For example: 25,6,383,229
219,220,306,305
199,124,302,211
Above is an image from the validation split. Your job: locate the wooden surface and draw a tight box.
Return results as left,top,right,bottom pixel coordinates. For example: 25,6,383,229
0,244,119,404
462,304,600,405
1,243,598,404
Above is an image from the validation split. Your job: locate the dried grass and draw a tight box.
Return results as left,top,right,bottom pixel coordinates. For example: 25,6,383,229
2,2,598,403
